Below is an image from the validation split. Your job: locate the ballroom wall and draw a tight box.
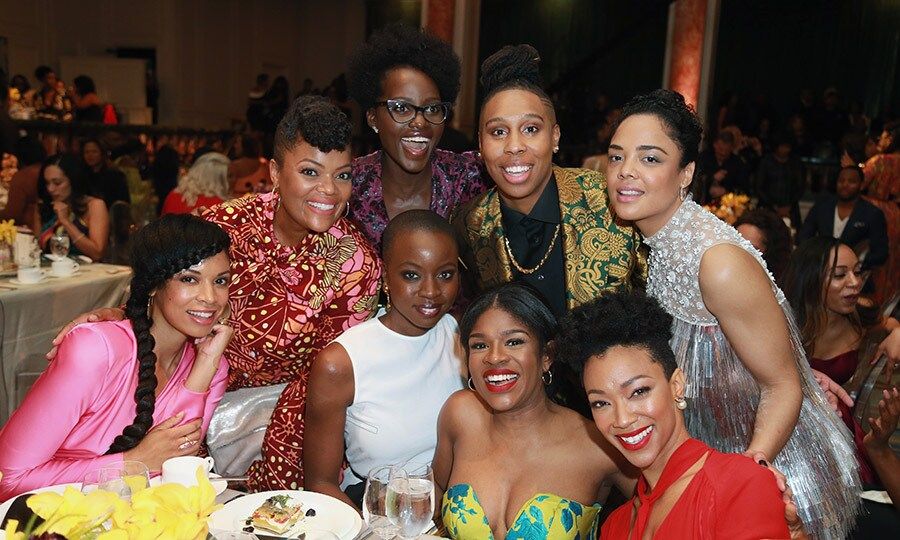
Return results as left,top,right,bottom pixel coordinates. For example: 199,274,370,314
0,0,366,128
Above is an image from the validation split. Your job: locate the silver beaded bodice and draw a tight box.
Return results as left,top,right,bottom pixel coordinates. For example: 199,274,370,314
644,199,785,325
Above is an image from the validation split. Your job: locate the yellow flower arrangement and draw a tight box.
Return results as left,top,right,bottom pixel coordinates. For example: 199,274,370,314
0,220,17,245
703,192,751,225
3,469,221,540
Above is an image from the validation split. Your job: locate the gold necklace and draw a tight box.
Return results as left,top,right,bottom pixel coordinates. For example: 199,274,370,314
503,223,561,275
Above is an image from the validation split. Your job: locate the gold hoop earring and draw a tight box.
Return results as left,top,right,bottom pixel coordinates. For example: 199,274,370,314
384,287,391,311
541,370,553,386
467,377,475,391
146,295,154,319
338,201,350,220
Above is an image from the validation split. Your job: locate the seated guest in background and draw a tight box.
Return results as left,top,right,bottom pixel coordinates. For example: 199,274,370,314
347,23,488,253
696,129,750,203
228,134,270,196
72,75,104,123
434,283,637,539
559,291,791,540
735,208,793,286
0,214,231,501
82,138,130,208
38,154,109,261
151,144,182,214
53,96,382,491
783,237,899,485
798,166,888,274
305,210,465,508
0,137,45,232
453,44,644,319
162,152,230,215
755,134,804,227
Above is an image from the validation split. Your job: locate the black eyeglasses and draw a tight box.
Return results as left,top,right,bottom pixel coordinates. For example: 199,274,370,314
375,99,452,125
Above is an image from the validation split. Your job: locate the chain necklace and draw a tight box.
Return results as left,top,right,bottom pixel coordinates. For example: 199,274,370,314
503,223,561,275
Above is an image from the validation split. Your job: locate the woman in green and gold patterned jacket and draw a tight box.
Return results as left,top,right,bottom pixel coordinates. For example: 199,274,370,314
452,45,645,318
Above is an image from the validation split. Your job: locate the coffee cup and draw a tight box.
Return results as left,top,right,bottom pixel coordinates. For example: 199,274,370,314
51,259,80,277
161,456,215,486
16,266,45,284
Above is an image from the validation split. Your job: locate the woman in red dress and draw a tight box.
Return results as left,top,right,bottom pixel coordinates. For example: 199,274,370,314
558,291,791,539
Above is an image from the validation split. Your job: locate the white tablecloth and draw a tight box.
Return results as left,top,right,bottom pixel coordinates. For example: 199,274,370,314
0,263,132,423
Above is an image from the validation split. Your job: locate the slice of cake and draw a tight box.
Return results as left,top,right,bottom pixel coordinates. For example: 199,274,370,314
250,494,305,534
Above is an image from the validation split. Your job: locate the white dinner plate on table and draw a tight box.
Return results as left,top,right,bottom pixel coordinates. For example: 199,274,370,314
209,490,363,540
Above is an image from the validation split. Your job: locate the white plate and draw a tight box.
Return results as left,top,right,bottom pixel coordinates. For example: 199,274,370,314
151,473,227,496
209,490,363,540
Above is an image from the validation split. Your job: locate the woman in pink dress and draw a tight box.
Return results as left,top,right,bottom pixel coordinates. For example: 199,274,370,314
0,214,232,501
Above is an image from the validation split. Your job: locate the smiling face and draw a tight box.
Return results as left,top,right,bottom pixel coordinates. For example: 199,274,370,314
380,229,460,336
607,114,695,236
44,164,72,202
367,67,445,175
269,140,353,241
583,345,687,472
824,245,862,316
151,251,231,340
466,306,551,412
479,89,561,214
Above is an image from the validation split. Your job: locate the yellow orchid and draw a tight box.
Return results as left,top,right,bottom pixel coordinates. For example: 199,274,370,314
18,467,221,539
3,519,29,540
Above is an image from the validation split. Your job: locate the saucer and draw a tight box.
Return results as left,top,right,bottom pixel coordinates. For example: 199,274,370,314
10,277,46,286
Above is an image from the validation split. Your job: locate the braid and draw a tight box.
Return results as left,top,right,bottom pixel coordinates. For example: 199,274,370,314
104,214,230,455
107,285,158,453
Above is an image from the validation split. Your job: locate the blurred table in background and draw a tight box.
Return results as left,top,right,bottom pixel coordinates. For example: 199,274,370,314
0,263,131,424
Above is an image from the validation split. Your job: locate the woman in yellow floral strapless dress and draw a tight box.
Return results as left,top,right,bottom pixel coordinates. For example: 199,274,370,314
433,284,636,540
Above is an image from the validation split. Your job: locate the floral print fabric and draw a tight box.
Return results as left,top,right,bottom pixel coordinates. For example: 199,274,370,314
349,149,490,253
442,484,600,540
203,191,381,490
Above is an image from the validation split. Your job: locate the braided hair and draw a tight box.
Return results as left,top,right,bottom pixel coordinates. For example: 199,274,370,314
479,44,555,121
106,214,230,454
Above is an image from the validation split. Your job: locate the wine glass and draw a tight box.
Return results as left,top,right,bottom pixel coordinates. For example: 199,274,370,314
363,466,399,539
385,463,435,539
49,229,69,259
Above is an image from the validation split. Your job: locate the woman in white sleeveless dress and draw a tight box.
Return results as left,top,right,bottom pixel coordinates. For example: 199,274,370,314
605,89,859,539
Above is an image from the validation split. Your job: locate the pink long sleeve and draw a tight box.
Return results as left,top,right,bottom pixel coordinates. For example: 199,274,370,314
0,326,125,501
154,355,229,438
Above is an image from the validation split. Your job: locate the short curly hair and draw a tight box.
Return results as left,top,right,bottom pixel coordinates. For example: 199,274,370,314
557,290,677,379
273,95,351,164
347,23,461,111
614,89,702,169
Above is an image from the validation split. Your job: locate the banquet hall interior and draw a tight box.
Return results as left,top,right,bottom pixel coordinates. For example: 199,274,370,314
0,0,898,538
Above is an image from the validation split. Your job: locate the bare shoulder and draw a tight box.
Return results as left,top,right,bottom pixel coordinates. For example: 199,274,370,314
558,408,625,473
310,342,354,385
699,243,772,300
439,390,489,435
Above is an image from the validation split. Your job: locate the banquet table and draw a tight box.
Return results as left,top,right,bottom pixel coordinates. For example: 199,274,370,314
0,263,131,424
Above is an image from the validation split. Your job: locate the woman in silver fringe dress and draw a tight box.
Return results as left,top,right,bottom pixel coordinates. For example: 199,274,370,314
605,89,860,539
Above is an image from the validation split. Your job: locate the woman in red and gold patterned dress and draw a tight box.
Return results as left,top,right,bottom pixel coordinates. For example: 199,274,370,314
862,123,900,303
203,96,381,490
51,96,381,491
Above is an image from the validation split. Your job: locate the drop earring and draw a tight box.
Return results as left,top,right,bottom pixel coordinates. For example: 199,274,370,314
371,125,379,134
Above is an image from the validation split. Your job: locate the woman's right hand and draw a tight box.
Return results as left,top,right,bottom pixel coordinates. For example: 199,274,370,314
122,412,203,472
46,307,126,360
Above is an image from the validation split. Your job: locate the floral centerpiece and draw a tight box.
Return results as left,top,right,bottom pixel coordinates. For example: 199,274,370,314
3,469,221,540
702,192,751,225
0,153,19,214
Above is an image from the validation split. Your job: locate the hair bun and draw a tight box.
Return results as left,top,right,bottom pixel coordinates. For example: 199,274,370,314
480,44,543,95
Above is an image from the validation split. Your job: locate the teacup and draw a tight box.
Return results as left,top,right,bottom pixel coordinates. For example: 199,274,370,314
51,259,80,277
16,266,45,284
161,456,215,486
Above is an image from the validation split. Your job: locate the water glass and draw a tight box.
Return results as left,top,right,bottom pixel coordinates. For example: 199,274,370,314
82,461,150,500
49,230,70,258
363,466,399,539
385,463,435,539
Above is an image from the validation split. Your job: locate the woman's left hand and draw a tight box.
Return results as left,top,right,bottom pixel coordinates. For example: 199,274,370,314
195,323,233,364
756,459,808,539
52,201,72,224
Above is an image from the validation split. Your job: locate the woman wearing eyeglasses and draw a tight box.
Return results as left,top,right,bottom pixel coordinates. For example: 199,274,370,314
347,23,489,253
